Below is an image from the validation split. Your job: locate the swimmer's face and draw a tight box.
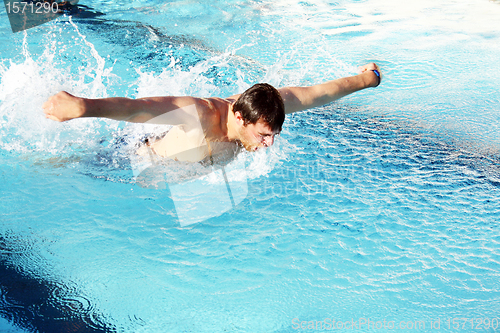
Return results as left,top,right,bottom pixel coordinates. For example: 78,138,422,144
237,117,278,152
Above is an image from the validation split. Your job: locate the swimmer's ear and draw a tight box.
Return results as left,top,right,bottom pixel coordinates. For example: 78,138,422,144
234,111,245,126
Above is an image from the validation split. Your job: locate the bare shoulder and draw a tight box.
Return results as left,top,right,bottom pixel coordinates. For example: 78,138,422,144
202,97,233,113
198,97,233,139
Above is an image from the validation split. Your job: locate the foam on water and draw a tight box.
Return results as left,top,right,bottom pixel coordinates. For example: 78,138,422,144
0,18,288,183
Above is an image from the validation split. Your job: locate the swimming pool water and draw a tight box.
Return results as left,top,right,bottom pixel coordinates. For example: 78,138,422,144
1,0,500,332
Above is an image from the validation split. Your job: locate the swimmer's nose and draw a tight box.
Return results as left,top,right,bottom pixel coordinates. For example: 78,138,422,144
262,135,274,148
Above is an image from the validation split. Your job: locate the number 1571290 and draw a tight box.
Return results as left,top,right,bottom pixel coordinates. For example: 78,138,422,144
5,1,59,14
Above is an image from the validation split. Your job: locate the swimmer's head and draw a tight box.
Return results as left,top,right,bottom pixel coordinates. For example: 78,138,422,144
233,83,285,133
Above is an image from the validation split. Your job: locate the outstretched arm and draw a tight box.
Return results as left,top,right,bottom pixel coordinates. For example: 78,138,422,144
43,91,205,124
278,63,382,114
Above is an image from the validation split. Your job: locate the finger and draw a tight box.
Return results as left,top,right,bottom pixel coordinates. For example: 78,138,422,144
45,114,61,122
42,96,54,113
358,63,373,73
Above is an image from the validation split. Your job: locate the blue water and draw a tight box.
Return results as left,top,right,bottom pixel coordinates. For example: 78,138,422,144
1,0,500,332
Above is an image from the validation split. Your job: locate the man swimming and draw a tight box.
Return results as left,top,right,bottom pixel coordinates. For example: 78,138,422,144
43,63,381,162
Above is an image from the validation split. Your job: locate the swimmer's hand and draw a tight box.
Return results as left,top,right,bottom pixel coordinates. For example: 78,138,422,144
43,91,86,122
358,63,382,87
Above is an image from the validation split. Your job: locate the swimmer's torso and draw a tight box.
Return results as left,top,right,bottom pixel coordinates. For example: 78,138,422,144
137,125,241,165
137,97,241,163
150,125,208,162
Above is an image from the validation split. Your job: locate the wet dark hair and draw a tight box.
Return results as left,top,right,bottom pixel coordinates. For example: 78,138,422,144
233,83,285,132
